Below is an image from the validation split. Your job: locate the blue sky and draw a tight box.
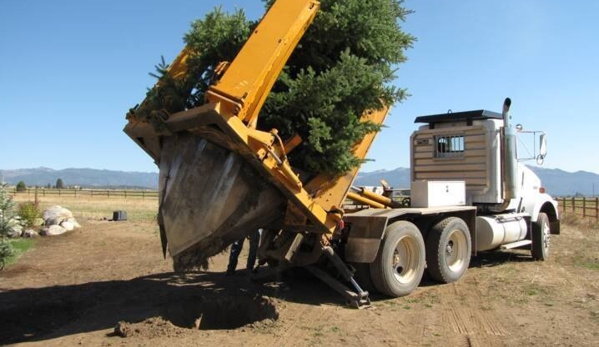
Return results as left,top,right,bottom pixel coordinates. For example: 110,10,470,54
1,0,597,174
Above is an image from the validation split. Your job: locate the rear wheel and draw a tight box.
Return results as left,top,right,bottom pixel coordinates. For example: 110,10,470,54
352,262,376,294
532,213,550,260
369,221,425,297
426,217,471,283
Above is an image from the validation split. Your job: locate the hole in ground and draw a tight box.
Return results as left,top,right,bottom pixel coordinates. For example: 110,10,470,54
160,294,279,330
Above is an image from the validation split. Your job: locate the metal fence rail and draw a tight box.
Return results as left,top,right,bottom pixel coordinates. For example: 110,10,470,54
11,187,159,199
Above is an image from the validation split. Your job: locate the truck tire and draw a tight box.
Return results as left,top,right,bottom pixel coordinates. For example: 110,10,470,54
426,217,471,283
352,262,377,294
532,212,550,261
369,221,425,297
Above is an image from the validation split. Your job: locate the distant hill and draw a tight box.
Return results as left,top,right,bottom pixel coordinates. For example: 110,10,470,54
0,167,158,189
354,166,599,197
2,166,598,197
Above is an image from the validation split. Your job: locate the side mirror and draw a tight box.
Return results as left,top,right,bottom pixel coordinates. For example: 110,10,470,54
537,133,547,165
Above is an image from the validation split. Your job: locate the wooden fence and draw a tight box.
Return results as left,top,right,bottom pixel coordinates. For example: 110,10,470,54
7,188,599,217
557,197,599,219
10,187,158,200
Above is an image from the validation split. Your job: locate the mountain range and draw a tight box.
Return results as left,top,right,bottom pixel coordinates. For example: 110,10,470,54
1,166,598,197
0,167,158,189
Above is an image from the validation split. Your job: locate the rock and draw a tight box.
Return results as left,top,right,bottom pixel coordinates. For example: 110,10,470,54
23,229,39,238
60,221,75,232
114,321,132,338
43,206,74,226
41,225,67,236
65,218,81,229
7,225,23,238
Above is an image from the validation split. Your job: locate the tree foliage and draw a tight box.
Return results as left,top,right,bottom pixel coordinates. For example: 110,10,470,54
0,185,16,266
131,0,414,176
0,185,16,237
56,178,64,189
18,201,41,229
16,181,26,193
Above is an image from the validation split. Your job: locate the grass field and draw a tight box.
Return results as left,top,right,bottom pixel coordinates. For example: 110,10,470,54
11,195,158,223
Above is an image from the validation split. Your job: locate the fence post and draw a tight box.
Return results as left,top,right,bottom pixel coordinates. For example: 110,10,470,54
125,189,127,199
142,191,145,200
583,197,587,217
107,190,110,198
562,197,566,212
571,197,575,213
596,198,599,219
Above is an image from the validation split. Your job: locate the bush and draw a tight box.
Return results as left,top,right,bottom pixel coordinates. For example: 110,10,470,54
18,201,42,229
16,181,26,192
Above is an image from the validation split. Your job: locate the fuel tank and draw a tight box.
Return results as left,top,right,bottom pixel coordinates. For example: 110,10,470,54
475,214,528,251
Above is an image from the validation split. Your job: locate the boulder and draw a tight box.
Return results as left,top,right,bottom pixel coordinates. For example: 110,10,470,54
41,225,67,236
43,206,74,226
60,221,75,232
65,218,81,229
23,229,39,238
7,225,23,238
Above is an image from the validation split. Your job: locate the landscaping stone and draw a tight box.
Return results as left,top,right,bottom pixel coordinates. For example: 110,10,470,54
41,225,67,236
60,221,75,232
7,224,23,238
43,206,74,226
22,229,39,238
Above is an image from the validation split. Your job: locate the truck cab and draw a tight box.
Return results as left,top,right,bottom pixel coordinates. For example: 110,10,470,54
410,106,560,254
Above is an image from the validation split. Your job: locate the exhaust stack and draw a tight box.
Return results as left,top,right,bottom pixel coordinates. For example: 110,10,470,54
502,97,519,206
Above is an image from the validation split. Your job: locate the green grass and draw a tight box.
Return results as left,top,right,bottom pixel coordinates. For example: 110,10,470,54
5,238,35,266
574,260,599,271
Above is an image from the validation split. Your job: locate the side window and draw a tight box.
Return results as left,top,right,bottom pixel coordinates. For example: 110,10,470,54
435,135,465,158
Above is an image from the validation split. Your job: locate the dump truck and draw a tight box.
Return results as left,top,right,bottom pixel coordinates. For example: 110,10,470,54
125,0,560,308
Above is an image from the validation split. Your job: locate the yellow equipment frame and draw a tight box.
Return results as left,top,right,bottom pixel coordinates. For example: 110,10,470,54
125,0,390,239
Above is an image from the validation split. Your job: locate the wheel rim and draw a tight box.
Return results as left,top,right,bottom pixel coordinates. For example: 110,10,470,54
392,235,420,284
445,228,468,273
542,220,551,252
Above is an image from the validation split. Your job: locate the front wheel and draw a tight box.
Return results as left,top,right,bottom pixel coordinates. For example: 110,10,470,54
532,213,550,260
369,221,425,297
426,217,471,283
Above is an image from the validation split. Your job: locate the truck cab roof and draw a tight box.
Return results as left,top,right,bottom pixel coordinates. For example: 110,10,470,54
414,109,502,126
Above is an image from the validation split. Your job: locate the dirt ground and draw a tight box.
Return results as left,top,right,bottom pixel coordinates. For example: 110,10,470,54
1,198,598,347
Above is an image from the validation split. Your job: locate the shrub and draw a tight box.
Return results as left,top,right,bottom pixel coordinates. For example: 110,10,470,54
16,181,26,192
18,201,42,229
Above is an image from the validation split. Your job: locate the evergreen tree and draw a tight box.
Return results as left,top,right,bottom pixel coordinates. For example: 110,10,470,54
56,178,64,189
0,185,16,237
0,185,16,267
16,181,26,193
131,0,414,176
